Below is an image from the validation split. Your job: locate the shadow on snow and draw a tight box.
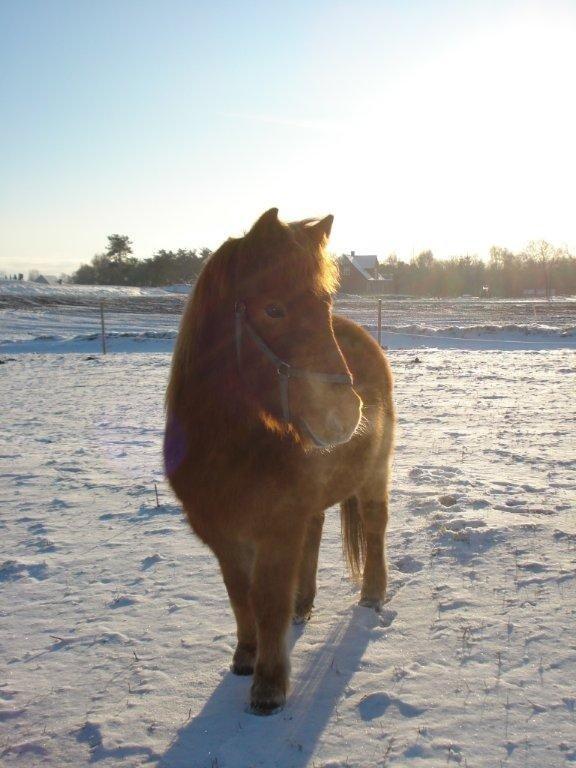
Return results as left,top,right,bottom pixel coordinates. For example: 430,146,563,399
160,605,382,768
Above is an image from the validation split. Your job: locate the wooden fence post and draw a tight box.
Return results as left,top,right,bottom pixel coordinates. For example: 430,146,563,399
100,301,107,354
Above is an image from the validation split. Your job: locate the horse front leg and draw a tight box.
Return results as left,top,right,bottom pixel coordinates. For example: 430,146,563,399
249,527,305,715
294,511,324,623
216,542,257,675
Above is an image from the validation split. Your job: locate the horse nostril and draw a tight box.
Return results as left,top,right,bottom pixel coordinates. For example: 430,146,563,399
326,410,345,438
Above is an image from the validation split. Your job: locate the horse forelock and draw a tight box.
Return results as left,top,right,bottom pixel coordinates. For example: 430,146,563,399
288,218,339,296
237,216,339,298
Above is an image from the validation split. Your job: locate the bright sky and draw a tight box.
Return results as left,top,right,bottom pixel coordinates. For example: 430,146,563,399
1,0,575,275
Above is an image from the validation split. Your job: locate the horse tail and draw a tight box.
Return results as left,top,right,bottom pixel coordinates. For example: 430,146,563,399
340,495,366,581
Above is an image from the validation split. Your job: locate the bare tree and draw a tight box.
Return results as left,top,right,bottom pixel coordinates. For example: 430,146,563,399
526,240,556,300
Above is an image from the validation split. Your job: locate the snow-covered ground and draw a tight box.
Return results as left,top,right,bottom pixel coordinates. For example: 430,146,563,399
1,345,574,767
0,308,179,351
0,280,173,300
1,284,575,352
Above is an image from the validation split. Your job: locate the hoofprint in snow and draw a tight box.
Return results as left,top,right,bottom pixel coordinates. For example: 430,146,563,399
1,347,574,767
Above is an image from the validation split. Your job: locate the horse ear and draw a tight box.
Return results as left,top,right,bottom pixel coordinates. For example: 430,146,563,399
249,208,280,238
306,215,334,246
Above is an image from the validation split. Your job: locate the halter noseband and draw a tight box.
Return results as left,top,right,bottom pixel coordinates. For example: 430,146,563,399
234,301,354,426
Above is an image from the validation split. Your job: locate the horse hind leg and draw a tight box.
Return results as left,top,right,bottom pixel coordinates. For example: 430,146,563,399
341,484,390,611
216,542,257,675
293,511,325,624
357,495,389,610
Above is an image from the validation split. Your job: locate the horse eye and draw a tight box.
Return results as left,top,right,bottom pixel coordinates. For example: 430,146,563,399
265,303,286,319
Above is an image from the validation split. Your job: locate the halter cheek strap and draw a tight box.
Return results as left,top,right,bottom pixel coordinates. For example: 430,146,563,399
234,301,354,425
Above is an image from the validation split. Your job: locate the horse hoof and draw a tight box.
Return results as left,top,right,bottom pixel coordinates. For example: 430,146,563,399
248,700,284,716
293,598,314,624
359,597,382,612
232,643,256,675
250,675,286,715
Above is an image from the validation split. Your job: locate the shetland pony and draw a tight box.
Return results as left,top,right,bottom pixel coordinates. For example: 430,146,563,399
164,209,394,714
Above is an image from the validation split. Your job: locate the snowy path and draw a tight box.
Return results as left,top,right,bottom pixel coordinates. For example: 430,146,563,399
1,351,575,767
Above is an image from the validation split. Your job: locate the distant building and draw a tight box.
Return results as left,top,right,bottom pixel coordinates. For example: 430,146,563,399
33,274,61,286
338,252,393,295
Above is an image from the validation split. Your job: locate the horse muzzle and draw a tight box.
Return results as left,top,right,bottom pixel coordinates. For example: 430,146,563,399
300,389,362,449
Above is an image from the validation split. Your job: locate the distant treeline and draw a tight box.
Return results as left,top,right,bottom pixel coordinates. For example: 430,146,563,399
71,235,212,286
378,242,576,298
72,235,576,297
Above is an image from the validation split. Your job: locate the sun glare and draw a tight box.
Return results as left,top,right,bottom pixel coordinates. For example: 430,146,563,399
323,3,576,260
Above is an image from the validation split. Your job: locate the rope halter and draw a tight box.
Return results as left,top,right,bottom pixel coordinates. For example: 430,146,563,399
234,301,354,427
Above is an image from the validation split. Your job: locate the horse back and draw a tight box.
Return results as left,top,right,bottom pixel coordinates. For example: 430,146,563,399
332,314,393,414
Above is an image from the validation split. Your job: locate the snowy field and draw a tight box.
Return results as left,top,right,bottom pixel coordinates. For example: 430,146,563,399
1,285,575,767
1,345,575,768
0,280,171,301
1,281,575,353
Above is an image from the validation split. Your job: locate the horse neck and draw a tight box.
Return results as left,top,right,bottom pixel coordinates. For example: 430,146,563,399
179,321,261,439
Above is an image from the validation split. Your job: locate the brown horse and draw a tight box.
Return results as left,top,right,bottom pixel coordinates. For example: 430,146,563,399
164,208,394,715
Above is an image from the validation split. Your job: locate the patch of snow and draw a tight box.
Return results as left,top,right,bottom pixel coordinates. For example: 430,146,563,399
0,279,174,299
2,295,575,352
0,339,574,766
